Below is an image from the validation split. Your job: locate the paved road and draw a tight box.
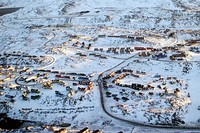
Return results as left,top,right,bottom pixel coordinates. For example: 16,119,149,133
96,53,200,130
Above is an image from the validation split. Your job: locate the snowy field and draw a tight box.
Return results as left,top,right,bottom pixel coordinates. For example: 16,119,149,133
0,0,200,132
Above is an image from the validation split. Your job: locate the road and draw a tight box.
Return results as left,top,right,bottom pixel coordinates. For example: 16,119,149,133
96,53,200,130
1,8,200,130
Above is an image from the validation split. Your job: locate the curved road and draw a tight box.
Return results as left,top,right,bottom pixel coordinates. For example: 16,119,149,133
97,53,200,130
1,6,200,130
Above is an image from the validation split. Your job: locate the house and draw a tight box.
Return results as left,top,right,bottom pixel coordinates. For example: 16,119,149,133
79,80,90,85
78,73,86,76
138,52,151,57
78,87,87,92
55,91,64,97
67,72,77,76
94,54,101,57
122,97,129,101
149,92,154,95
88,82,94,90
25,76,37,83
106,91,112,96
135,36,144,40
106,49,111,53
92,130,101,133
73,83,78,86
51,71,59,74
134,47,146,51
114,51,119,54
81,42,85,48
94,48,99,51
98,35,106,38
89,53,95,56
78,127,90,133
131,73,140,78
63,76,70,79
45,70,52,72
22,93,28,100
152,53,167,59
99,48,104,52
100,56,107,59
80,54,87,57
5,94,15,99
76,53,82,56
31,95,41,100
43,81,53,89
78,77,89,81
3,77,11,82
55,75,62,78
31,89,40,93
153,74,162,78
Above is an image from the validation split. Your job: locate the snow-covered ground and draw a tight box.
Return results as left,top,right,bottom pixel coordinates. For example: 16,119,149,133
102,59,200,126
0,0,200,132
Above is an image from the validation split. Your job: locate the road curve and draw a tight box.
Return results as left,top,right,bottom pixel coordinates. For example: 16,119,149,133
97,54,200,130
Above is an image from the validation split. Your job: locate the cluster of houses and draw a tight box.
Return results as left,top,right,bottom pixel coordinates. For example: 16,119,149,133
78,81,94,92
86,43,191,61
94,47,134,55
36,69,87,77
151,76,188,98
0,53,47,66
134,47,165,57
116,82,148,91
102,72,116,80
1,51,30,56
72,41,92,50
162,46,179,51
102,69,150,92
106,47,134,54
102,69,135,89
132,46,188,60
55,74,89,82
134,47,153,51
76,52,88,57
112,73,129,84
185,39,200,46
103,69,191,125
152,52,167,59
189,47,200,53
103,68,189,102
169,51,187,60
0,65,20,84
89,53,107,59
0,52,45,59
22,87,41,100
35,69,89,81
78,127,101,133
106,90,130,102
98,34,144,40
17,68,94,100
43,80,66,89
19,72,48,84
0,65,26,74
107,35,144,40
110,104,131,115
76,52,108,59
138,51,151,57
66,87,75,97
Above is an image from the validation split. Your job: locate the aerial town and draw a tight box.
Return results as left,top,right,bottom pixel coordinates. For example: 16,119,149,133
0,0,200,133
